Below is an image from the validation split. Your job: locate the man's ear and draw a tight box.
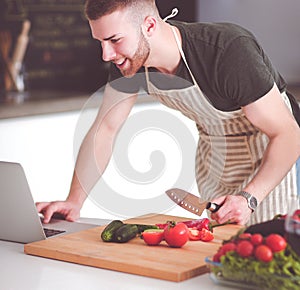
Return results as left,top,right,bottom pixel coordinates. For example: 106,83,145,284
142,16,157,36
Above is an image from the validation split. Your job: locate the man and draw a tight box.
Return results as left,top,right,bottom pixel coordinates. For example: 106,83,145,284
37,0,300,226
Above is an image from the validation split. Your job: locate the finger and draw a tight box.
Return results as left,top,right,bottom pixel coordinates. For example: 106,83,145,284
42,204,58,224
219,209,244,225
213,213,232,225
65,208,80,222
35,202,50,213
210,195,227,205
210,202,232,223
65,214,77,222
210,199,228,219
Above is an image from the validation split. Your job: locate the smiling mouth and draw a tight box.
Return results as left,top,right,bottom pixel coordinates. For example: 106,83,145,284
115,58,127,68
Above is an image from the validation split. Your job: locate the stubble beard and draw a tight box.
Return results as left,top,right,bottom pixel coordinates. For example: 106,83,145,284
119,32,150,78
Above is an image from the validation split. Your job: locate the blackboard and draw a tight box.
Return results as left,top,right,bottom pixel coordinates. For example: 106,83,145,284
0,0,198,93
0,0,108,92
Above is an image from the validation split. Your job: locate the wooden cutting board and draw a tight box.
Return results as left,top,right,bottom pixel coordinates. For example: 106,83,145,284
24,213,242,282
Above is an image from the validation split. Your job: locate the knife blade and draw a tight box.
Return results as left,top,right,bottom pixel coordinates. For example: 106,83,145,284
165,188,221,216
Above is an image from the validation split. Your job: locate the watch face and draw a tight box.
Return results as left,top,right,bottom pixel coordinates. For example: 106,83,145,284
249,196,258,209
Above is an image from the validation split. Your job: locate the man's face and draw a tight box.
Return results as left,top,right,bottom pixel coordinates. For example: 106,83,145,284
89,10,150,77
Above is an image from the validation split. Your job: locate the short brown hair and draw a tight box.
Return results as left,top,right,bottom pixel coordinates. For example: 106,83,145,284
85,0,158,21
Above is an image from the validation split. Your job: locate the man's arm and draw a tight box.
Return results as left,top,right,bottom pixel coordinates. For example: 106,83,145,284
211,83,300,224
241,83,300,200
36,84,137,223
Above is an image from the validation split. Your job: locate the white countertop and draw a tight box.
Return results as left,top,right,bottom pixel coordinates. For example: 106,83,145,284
0,218,231,290
0,85,299,120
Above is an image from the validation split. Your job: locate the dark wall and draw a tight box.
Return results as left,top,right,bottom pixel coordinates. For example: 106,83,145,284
198,0,300,85
156,0,198,22
0,0,108,93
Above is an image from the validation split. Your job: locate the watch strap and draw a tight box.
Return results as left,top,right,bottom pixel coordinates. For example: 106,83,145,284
237,191,258,212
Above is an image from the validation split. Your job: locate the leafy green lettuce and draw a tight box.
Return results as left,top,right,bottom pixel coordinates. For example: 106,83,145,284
212,245,300,290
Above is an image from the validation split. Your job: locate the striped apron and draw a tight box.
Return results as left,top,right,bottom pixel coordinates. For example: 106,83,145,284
145,26,297,225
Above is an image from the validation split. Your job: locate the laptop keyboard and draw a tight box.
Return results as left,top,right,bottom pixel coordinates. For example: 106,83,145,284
43,228,66,238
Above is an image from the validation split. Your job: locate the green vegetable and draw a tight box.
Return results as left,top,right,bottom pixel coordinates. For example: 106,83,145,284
135,224,159,233
101,220,159,243
213,244,300,290
101,220,124,242
114,224,139,243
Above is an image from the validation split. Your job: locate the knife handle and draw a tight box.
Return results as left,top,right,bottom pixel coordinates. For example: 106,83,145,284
206,202,221,213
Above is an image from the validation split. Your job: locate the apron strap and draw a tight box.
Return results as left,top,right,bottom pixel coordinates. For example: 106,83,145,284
163,8,179,22
146,9,200,90
144,66,151,94
170,26,198,87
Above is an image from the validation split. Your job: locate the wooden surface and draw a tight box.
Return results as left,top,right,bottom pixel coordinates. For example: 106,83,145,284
24,213,242,282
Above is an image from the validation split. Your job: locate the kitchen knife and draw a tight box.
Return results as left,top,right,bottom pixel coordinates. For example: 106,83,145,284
165,188,221,216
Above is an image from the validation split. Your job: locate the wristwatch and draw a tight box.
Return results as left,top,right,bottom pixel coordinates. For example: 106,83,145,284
237,191,258,212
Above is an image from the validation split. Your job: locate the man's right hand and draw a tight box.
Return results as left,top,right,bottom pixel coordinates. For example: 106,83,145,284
35,200,81,223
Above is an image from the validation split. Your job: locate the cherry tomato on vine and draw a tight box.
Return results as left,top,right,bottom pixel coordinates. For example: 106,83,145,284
238,233,252,240
213,242,236,262
265,234,287,253
236,240,254,258
250,233,263,246
220,242,236,255
255,245,273,262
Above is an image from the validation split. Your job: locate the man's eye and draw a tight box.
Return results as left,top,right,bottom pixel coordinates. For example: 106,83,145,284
111,38,121,44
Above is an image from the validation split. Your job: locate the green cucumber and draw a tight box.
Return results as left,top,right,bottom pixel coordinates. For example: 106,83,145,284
114,224,139,243
101,220,124,242
135,224,159,233
101,221,159,243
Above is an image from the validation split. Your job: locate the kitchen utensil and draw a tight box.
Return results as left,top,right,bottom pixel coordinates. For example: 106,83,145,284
0,30,17,91
165,188,220,216
10,20,31,91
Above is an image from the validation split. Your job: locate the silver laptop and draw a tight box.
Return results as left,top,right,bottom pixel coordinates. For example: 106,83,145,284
0,161,109,244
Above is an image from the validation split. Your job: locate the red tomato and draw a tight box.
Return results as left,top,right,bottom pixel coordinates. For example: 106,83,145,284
142,230,164,246
236,240,254,258
164,222,189,248
213,251,223,263
255,245,273,262
293,209,300,220
265,234,287,253
198,228,214,242
212,242,236,263
250,233,263,246
238,233,252,240
188,228,201,241
220,242,236,255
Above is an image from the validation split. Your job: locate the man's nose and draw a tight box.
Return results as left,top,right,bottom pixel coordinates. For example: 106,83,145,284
101,42,116,62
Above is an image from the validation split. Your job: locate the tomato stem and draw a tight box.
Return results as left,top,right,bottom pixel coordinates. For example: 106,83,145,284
166,220,177,229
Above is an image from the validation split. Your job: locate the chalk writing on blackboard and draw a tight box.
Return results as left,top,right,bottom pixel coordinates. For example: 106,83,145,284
1,0,108,92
